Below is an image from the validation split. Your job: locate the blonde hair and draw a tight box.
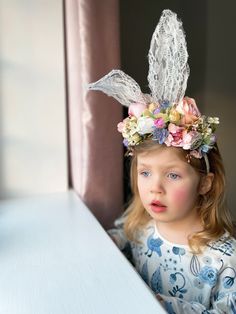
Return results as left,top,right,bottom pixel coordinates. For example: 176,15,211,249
123,140,234,254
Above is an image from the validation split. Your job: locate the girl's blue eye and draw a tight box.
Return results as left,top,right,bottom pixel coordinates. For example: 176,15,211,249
140,171,151,177
167,173,180,180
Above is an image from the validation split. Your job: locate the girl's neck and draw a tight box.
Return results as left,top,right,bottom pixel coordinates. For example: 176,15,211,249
155,219,203,245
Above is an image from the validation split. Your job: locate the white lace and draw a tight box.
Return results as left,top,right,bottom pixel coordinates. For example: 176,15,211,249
148,10,189,104
88,9,189,106
88,69,147,107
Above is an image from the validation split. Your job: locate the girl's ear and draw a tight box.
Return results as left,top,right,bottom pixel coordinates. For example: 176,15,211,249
199,173,214,195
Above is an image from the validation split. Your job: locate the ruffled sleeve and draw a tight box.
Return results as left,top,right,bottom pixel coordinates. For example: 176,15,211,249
107,215,133,263
158,292,236,313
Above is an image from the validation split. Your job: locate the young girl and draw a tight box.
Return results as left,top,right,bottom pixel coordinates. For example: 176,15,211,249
88,10,236,313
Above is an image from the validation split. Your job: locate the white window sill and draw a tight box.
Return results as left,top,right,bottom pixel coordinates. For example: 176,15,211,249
0,190,166,314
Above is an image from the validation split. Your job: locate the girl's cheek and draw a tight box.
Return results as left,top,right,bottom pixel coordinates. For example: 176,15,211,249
172,189,189,204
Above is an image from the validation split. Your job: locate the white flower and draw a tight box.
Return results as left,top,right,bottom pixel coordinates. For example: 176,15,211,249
207,117,219,124
137,117,154,135
205,127,212,136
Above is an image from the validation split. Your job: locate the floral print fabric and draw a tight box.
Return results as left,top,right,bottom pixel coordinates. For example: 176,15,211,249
108,219,236,313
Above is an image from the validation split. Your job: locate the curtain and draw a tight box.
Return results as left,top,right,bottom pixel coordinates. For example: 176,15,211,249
64,0,123,228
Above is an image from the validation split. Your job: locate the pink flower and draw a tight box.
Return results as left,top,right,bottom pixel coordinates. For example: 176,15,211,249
128,102,147,118
154,117,165,128
176,97,201,125
165,133,183,147
182,132,194,149
117,121,124,133
165,134,174,147
168,123,183,134
166,123,184,147
171,134,184,147
182,131,202,150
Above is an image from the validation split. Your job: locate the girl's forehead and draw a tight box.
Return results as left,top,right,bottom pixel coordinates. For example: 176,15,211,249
137,147,187,166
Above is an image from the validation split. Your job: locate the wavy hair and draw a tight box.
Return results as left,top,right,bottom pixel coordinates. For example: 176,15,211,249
123,140,234,254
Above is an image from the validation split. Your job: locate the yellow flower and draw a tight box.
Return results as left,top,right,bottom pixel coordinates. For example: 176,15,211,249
129,116,137,123
148,103,159,112
129,133,142,145
156,113,169,122
169,109,181,123
122,117,138,137
142,109,153,117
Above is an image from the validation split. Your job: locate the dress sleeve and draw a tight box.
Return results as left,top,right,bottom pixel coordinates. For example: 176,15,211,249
158,254,236,314
158,292,236,314
107,215,133,263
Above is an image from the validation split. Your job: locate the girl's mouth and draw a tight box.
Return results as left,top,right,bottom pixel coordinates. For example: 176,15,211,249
150,200,167,213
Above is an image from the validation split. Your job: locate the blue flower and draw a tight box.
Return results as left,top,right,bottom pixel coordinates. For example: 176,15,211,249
160,100,170,110
123,139,129,147
198,266,218,287
223,276,235,289
152,128,169,144
153,107,161,114
200,144,211,153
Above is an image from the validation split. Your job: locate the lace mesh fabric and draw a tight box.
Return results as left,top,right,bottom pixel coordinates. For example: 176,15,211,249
88,9,189,106
88,70,147,107
148,10,189,104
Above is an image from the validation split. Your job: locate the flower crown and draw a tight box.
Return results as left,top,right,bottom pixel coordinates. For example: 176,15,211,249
118,97,219,158
88,10,219,159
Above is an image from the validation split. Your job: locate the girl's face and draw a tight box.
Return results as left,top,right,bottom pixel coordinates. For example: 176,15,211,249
137,146,201,226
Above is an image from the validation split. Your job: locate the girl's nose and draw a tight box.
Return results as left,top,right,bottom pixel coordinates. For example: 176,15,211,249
150,177,164,194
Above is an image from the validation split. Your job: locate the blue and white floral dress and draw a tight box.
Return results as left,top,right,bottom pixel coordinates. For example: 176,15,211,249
108,218,236,313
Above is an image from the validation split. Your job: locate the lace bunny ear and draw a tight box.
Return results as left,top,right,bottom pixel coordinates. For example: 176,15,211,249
148,10,190,104
88,69,147,107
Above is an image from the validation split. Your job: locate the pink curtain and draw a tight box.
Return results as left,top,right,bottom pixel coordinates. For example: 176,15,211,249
64,0,123,228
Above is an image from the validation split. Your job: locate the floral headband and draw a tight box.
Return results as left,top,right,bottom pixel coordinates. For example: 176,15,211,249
88,10,219,162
